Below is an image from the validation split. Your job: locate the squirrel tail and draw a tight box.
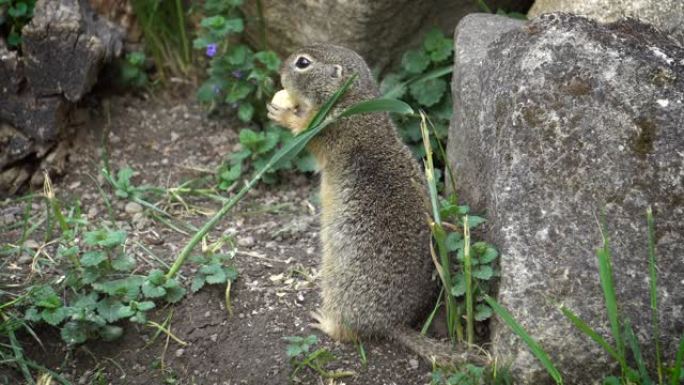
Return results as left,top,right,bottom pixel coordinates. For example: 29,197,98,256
389,325,490,367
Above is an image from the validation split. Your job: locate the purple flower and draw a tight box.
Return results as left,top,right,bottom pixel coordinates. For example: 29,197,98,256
206,43,218,58
231,70,244,79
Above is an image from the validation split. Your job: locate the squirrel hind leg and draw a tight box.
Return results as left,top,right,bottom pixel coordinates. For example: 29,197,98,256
310,310,358,342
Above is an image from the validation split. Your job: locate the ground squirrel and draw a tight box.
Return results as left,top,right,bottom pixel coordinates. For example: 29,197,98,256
268,44,485,366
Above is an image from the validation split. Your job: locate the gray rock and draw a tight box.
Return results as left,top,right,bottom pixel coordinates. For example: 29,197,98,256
448,13,683,383
529,0,684,46
241,1,533,69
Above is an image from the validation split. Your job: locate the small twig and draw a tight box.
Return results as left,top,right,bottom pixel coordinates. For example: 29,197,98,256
146,320,187,346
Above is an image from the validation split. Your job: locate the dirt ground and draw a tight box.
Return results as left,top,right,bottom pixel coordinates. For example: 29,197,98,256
0,95,436,385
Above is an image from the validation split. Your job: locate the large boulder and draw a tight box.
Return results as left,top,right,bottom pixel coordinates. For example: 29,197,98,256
528,0,684,46
241,0,534,69
448,13,683,383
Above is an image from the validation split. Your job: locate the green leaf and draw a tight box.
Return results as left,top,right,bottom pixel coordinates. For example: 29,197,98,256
197,81,219,103
226,44,251,66
24,307,40,322
116,305,135,319
238,103,254,122
478,244,498,264
191,275,206,293
423,28,453,63
99,325,123,341
72,292,98,310
239,128,262,146
409,77,446,107
82,267,101,284
474,304,493,321
101,230,126,248
112,254,136,272
147,269,166,285
603,377,620,385
33,286,61,309
7,32,22,47
93,277,143,300
142,280,167,299
61,321,88,344
8,2,28,17
80,250,106,266
200,264,227,284
58,245,79,259
338,98,414,118
472,265,494,280
192,36,212,49
294,152,317,172
127,52,146,66
379,73,405,99
96,298,127,323
286,345,303,357
226,81,254,103
255,51,281,72
466,215,486,229
163,279,186,303
84,229,126,248
445,232,462,251
401,49,430,74
451,272,466,297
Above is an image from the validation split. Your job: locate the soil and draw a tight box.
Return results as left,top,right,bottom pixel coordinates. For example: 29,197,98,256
0,95,436,385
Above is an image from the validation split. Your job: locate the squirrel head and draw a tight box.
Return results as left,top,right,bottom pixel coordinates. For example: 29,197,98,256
280,44,379,108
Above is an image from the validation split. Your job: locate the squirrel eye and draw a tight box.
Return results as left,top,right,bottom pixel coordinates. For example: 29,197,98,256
295,56,311,69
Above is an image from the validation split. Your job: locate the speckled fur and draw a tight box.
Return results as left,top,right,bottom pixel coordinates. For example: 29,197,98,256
268,44,486,365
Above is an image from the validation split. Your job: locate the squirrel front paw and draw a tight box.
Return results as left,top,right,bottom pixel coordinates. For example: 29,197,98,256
267,102,313,134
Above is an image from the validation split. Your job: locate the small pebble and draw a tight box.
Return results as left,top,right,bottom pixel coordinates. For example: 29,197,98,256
23,239,39,249
237,236,255,247
125,201,143,214
175,348,185,357
210,333,218,342
409,358,419,370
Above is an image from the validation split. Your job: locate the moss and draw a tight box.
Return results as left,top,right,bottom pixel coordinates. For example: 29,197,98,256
520,104,545,128
630,117,657,157
563,77,592,96
651,67,676,87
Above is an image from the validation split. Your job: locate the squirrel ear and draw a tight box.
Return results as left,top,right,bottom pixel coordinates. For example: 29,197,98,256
329,64,343,78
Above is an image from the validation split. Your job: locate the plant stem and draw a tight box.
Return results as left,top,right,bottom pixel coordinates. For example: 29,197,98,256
464,215,474,346
174,0,190,67
646,207,663,384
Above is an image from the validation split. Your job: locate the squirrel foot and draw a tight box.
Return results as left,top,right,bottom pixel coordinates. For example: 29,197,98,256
310,310,357,342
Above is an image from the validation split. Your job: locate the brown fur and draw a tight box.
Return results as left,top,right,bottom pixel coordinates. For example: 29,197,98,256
268,44,487,367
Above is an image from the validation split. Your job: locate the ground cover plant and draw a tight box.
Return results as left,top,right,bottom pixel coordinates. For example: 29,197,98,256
0,0,35,48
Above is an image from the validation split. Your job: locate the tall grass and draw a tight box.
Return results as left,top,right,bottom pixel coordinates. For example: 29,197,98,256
420,112,461,342
130,0,192,81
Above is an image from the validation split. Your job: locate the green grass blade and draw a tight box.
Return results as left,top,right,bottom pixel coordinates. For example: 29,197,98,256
306,75,358,130
339,98,413,118
464,215,474,345
624,319,652,384
559,305,622,365
383,66,453,99
646,206,663,383
596,219,625,364
485,295,563,384
671,333,684,385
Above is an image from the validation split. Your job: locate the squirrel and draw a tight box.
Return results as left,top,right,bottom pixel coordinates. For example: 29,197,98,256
267,44,487,367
